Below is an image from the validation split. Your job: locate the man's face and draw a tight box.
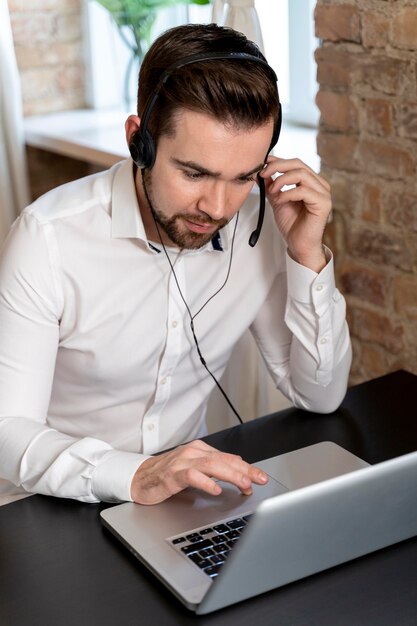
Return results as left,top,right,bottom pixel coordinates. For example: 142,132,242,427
139,110,274,249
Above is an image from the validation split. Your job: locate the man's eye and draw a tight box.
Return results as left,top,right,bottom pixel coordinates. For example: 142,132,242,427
238,176,256,184
183,170,204,180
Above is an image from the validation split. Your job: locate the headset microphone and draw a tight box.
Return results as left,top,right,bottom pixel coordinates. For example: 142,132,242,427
248,174,266,247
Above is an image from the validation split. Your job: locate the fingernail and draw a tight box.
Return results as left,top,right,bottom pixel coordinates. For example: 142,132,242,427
259,472,268,483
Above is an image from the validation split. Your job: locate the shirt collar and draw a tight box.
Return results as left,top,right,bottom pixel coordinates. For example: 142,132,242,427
111,159,148,242
111,158,234,253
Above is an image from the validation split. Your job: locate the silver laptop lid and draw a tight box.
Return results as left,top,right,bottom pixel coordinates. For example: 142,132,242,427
198,448,417,614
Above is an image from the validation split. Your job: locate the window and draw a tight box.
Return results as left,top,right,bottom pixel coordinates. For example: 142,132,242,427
84,0,318,126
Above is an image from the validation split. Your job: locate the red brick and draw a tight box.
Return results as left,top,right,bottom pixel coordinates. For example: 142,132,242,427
358,140,414,180
57,64,84,93
315,47,360,88
361,344,390,378
317,132,360,171
396,102,417,139
316,91,358,132
365,99,392,136
362,11,390,48
55,13,82,42
9,0,79,10
394,275,417,319
361,56,412,96
362,184,381,223
15,42,82,70
348,227,413,271
349,307,404,354
327,174,360,216
11,13,55,44
386,193,417,233
391,7,417,50
315,5,361,43
21,67,57,101
339,261,387,307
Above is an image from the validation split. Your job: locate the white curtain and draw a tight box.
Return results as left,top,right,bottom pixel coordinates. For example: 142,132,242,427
206,0,292,431
212,0,264,51
0,0,30,245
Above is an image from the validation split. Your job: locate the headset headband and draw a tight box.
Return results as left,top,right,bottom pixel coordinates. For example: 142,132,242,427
140,51,279,137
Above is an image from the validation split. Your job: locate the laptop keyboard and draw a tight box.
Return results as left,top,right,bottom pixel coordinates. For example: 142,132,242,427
169,514,253,578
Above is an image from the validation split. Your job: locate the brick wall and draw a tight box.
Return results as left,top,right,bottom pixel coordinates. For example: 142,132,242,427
315,0,417,383
9,0,86,116
8,0,97,200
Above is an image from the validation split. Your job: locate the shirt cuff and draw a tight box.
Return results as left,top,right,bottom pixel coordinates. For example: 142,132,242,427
91,450,149,502
286,246,335,309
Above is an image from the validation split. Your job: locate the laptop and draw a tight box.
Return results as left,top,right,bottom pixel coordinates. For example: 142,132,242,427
100,441,417,614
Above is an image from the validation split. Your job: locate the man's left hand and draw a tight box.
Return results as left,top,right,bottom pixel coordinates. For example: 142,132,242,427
260,156,331,273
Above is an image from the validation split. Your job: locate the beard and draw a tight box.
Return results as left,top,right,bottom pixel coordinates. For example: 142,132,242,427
142,170,228,250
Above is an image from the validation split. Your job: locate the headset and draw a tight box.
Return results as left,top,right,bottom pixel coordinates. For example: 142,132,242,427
129,51,282,247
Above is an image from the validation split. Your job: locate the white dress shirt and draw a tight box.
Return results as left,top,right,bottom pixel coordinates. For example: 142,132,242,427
0,159,351,503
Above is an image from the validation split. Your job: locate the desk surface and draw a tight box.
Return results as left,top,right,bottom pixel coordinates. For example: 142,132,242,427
1,370,417,626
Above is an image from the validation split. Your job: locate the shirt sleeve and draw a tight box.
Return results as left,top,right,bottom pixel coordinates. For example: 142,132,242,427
250,246,352,414
0,213,146,503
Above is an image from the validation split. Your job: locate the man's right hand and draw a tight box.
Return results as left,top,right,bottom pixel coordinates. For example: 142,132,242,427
130,439,269,505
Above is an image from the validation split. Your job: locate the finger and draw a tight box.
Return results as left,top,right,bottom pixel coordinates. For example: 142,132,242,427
261,158,330,192
272,187,331,215
197,453,267,495
248,464,270,486
175,467,223,496
262,156,317,178
271,184,328,205
268,169,330,196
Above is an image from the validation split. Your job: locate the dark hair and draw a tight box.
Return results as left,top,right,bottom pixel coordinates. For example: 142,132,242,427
137,23,280,145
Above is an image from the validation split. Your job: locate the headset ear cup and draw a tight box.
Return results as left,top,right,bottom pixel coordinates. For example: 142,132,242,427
128,135,142,165
129,130,156,169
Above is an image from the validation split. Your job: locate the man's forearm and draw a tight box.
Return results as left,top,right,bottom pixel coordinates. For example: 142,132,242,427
0,416,144,502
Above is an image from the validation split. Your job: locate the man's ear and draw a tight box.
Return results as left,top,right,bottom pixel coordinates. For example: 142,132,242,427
125,115,141,145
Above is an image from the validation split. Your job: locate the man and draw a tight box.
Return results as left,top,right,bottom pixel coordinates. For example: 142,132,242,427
0,24,351,505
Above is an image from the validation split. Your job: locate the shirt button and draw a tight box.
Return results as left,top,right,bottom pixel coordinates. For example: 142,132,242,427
160,377,167,385
147,423,155,431
320,337,328,344
315,284,324,292
171,320,178,328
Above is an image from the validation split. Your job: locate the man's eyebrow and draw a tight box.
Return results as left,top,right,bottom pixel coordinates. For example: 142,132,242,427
171,159,220,176
171,158,265,179
237,163,265,178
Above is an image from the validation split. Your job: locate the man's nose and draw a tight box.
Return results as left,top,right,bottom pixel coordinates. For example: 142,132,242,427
198,181,229,221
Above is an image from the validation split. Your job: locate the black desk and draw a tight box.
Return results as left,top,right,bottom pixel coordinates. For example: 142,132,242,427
1,370,417,626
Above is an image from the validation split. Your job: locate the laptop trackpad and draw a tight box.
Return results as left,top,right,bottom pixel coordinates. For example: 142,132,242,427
259,442,369,490
173,474,288,517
